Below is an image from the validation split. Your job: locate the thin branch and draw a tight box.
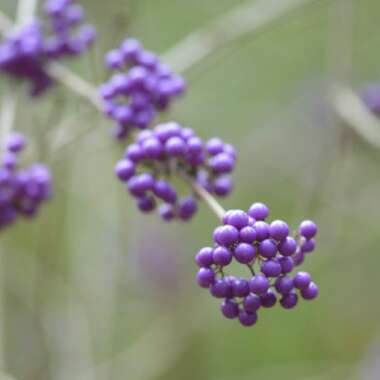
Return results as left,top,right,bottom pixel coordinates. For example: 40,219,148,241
0,91,17,146
330,85,380,150
16,0,38,25
47,62,103,110
179,170,226,221
162,0,318,74
0,10,12,31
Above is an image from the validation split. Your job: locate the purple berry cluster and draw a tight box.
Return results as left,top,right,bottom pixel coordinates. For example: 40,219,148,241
115,122,236,221
361,82,380,115
43,0,96,59
99,38,186,140
0,133,52,229
0,0,95,96
196,203,318,327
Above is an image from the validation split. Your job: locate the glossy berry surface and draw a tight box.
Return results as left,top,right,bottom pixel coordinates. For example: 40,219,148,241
100,38,186,139
0,133,52,230
115,122,236,221
0,0,96,96
195,202,319,327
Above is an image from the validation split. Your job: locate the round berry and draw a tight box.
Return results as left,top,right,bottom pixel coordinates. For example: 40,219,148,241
239,226,257,243
115,159,135,181
213,246,233,266
238,310,258,327
278,237,297,256
280,292,298,309
196,268,215,288
261,260,282,277
294,272,311,290
234,243,256,264
220,299,239,319
274,276,294,294
258,239,277,259
269,220,289,241
213,225,239,247
299,220,317,239
232,278,250,297
224,209,249,229
301,282,318,300
253,221,270,241
195,247,214,268
249,275,269,295
243,294,261,313
301,238,316,253
210,279,232,298
278,256,294,274
248,202,269,221
260,290,277,308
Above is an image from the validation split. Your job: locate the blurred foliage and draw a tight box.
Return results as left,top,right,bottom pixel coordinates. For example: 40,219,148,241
1,0,380,379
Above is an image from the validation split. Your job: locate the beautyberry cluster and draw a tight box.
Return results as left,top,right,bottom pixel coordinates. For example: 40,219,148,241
0,0,95,96
196,203,318,327
100,38,186,139
115,122,236,221
0,133,52,229
361,82,380,115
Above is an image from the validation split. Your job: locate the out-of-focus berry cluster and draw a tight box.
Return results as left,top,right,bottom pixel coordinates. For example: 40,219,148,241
99,38,186,140
0,133,52,230
361,82,380,115
0,0,95,96
115,122,236,221
196,203,318,327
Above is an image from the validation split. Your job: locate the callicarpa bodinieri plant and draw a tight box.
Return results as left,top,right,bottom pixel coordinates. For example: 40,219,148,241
0,0,319,328
0,0,95,95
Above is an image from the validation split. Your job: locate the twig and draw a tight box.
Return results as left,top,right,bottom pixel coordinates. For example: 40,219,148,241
0,90,17,146
179,170,226,221
162,0,318,73
16,0,38,25
47,62,103,110
330,84,380,150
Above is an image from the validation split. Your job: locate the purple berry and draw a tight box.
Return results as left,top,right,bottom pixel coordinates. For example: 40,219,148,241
258,239,277,259
301,238,316,253
260,290,277,308
239,226,257,243
232,278,250,297
261,260,282,277
293,272,311,290
278,237,297,256
213,225,239,247
195,247,214,268
224,209,249,229
221,299,239,319
213,246,233,266
253,221,270,241
238,310,258,327
274,276,294,294
196,268,215,288
269,220,289,241
301,282,318,300
249,275,269,295
248,202,269,221
299,220,317,239
115,159,135,181
243,294,261,313
280,292,298,309
234,243,256,264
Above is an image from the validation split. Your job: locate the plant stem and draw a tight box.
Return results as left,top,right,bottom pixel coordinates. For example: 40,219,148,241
16,0,38,25
162,0,318,74
178,170,226,221
47,62,103,110
331,84,380,150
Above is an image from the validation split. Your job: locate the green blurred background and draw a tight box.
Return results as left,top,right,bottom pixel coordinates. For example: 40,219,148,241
1,0,380,379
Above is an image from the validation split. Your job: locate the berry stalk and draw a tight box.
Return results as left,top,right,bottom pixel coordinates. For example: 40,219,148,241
179,170,226,221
